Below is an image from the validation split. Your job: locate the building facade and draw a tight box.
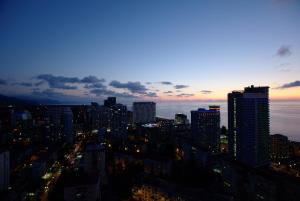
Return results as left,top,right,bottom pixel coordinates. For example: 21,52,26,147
228,85,270,167
191,106,220,153
133,102,156,124
63,107,73,144
270,134,289,161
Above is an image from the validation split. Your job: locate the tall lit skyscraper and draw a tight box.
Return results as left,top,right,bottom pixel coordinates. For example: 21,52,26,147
228,85,270,167
133,102,156,124
228,91,243,158
191,106,220,153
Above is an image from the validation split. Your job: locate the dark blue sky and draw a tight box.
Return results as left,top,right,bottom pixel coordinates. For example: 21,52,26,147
0,0,299,102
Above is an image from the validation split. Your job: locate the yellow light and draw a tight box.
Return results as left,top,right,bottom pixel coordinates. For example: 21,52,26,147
42,173,52,180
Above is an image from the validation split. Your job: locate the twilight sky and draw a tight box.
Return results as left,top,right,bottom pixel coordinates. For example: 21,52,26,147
0,0,299,103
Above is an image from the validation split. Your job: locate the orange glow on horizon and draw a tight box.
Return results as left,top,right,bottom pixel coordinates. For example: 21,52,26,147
156,87,300,101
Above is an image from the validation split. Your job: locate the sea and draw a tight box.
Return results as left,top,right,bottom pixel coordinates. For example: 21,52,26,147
154,101,300,142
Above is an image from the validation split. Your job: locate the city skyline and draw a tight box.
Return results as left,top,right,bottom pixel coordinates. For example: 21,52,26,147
0,0,300,102
1,1,300,200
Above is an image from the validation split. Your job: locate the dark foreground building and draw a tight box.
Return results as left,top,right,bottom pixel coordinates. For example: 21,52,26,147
191,106,220,153
228,85,270,167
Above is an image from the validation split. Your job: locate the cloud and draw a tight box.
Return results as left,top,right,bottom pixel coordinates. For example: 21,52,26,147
160,81,173,85
90,88,137,98
12,82,33,87
277,80,300,89
146,82,152,85
91,81,155,98
32,88,67,98
0,79,7,85
35,81,45,86
36,74,106,90
36,74,80,89
276,46,291,57
176,93,194,97
174,85,189,89
163,91,173,94
84,82,106,89
275,63,292,72
89,88,107,96
145,92,158,97
279,68,292,72
109,80,148,94
81,75,105,83
201,90,212,94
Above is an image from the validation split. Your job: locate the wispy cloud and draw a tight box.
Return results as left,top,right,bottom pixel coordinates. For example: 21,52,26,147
176,93,194,97
163,91,173,94
90,88,137,98
36,74,80,89
275,63,292,72
201,90,212,94
174,85,189,89
36,74,106,90
109,80,148,94
84,82,106,89
145,92,158,97
0,79,7,85
277,80,300,89
35,81,44,86
276,45,292,57
81,75,105,83
12,82,33,87
160,81,173,85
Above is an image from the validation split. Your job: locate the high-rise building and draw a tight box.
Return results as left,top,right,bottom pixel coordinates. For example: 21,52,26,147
228,91,243,158
104,97,116,107
228,85,270,167
191,106,220,152
89,102,100,130
83,143,106,180
46,106,64,143
44,106,74,144
63,107,73,144
271,134,289,161
133,102,156,124
0,150,9,191
96,98,128,136
127,111,133,126
109,104,127,136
